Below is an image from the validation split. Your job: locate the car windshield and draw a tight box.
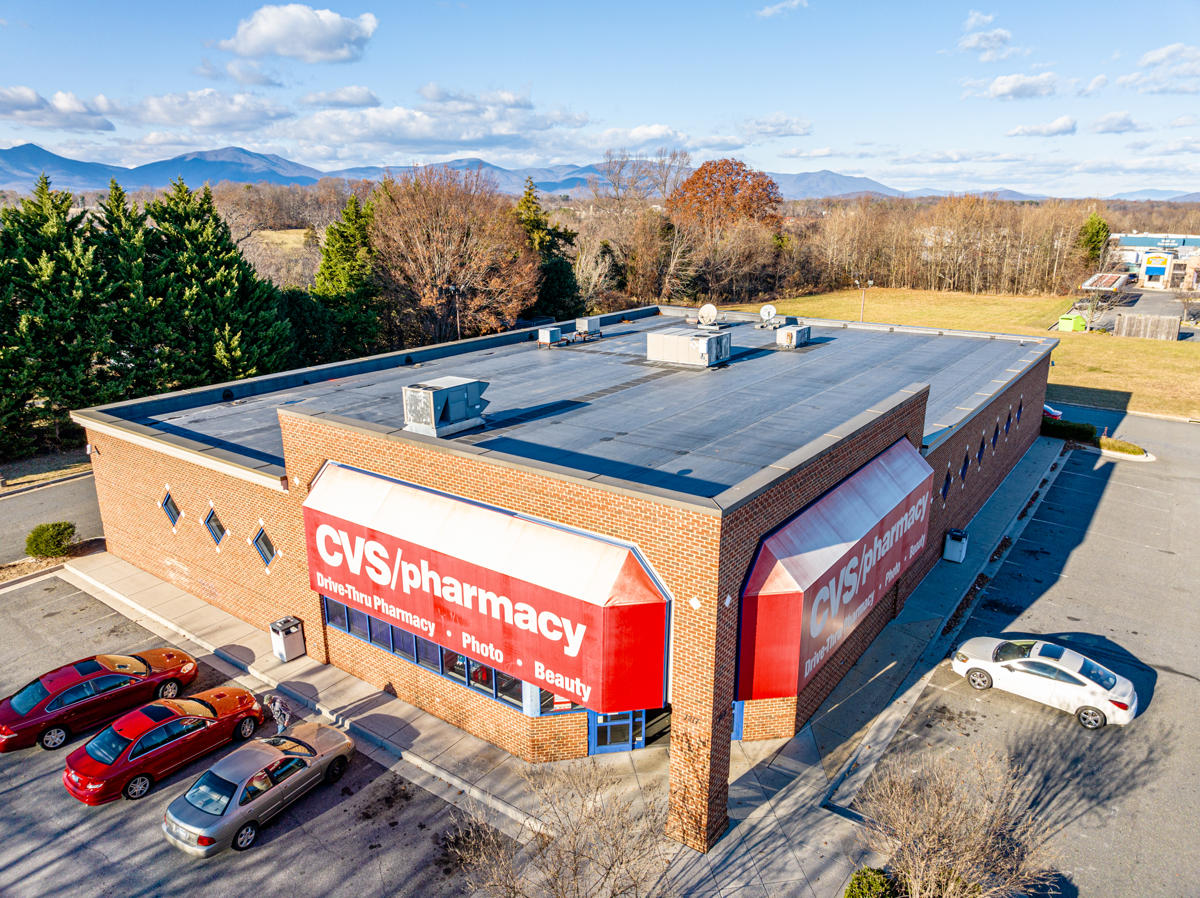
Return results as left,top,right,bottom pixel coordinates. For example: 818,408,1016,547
260,736,315,757
9,679,49,716
184,771,238,816
85,726,132,766
172,699,216,719
993,641,1034,663
96,654,150,675
1078,658,1118,691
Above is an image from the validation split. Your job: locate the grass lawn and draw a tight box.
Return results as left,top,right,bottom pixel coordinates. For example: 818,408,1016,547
727,289,1200,420
255,228,311,248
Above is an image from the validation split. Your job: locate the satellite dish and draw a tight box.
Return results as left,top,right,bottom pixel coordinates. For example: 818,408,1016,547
698,303,718,325
760,304,777,323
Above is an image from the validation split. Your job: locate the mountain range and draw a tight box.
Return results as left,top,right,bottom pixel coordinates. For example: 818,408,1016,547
1,143,1196,203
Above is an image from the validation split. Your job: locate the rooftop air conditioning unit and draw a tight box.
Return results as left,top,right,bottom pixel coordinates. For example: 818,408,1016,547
402,377,488,437
646,329,732,368
776,325,811,349
576,316,601,335
538,327,562,347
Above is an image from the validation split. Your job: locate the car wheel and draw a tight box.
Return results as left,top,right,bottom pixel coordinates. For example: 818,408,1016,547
1077,706,1106,729
123,774,153,800
966,668,993,690
232,821,259,851
324,756,348,785
38,726,69,750
155,679,181,699
234,716,257,741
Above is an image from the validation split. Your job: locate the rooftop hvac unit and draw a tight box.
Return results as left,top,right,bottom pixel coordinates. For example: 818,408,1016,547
645,329,732,368
776,325,811,349
402,377,489,437
575,316,601,335
537,327,562,347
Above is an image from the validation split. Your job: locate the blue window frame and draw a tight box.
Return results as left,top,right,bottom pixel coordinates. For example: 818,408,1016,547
162,493,180,526
321,596,536,712
252,528,276,565
204,509,225,544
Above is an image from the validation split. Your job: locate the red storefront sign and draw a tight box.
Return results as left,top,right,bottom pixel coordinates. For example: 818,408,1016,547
738,440,934,701
302,464,669,713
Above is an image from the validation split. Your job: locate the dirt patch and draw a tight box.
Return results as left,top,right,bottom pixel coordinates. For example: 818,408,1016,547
989,536,1013,563
1017,490,1040,520
0,537,105,584
942,573,991,635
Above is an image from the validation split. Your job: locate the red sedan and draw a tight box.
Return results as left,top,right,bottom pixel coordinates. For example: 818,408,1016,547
0,650,198,752
63,687,264,805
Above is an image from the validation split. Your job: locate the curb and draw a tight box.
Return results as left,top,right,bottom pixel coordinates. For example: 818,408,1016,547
1073,445,1157,463
1051,400,1199,425
821,445,1069,810
0,565,65,592
0,470,93,499
62,560,542,836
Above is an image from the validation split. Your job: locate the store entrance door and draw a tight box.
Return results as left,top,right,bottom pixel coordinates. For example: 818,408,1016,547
588,710,646,754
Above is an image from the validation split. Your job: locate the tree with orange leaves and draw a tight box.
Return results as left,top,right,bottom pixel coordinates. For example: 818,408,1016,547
667,159,782,239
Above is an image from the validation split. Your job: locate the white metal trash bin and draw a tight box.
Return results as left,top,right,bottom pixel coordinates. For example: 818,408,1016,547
942,528,968,563
269,616,305,662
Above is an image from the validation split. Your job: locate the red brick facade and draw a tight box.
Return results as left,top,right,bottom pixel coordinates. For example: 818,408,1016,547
79,352,1050,853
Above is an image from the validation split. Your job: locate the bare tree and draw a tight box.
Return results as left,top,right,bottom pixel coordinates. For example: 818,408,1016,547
853,749,1055,898
450,759,676,898
591,149,652,204
647,148,692,201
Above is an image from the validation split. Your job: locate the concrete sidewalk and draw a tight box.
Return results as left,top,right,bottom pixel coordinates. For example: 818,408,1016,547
61,436,1063,898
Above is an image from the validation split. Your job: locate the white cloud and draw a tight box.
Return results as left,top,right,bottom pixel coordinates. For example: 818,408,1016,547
757,0,807,18
1170,114,1199,128
0,86,115,130
958,28,1017,62
1138,43,1200,67
418,82,534,110
219,4,378,63
1078,74,1107,96
1160,138,1200,154
986,72,1056,99
195,58,223,80
780,146,833,158
1092,111,1145,133
300,85,380,108
226,61,282,87
744,113,811,138
1007,115,1076,137
134,89,292,131
1119,43,1200,94
963,10,994,30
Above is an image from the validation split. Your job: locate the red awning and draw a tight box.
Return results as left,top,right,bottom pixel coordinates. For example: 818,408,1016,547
302,464,669,712
739,439,933,700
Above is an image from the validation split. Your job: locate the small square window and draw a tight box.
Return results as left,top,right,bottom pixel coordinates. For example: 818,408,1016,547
204,509,225,544
442,649,467,684
323,596,348,631
415,636,440,672
391,627,415,661
253,528,276,565
369,616,391,650
348,608,369,640
467,659,494,695
162,493,180,525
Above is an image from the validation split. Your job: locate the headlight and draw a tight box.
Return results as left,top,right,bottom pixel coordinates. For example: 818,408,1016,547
953,652,968,663
181,662,195,674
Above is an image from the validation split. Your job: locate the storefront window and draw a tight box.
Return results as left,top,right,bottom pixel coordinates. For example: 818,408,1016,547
467,659,493,694
391,626,415,661
415,636,440,672
442,649,467,683
369,616,391,650
495,671,523,708
348,608,369,641
540,689,582,714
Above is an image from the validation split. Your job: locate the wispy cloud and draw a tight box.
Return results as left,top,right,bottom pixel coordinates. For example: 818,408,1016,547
0,86,115,130
963,10,994,31
743,113,811,138
958,28,1017,62
300,86,380,108
1007,115,1076,137
219,4,378,63
757,0,807,18
1169,114,1199,128
1118,43,1200,94
1092,111,1145,133
134,89,292,131
1078,75,1107,96
986,72,1056,99
780,146,833,158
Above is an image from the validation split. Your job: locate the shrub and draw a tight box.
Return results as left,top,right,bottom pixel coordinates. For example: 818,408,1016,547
25,522,77,558
1041,418,1097,443
845,866,898,898
1099,436,1144,455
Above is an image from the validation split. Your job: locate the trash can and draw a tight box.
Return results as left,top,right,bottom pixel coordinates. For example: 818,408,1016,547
942,528,968,563
269,616,305,663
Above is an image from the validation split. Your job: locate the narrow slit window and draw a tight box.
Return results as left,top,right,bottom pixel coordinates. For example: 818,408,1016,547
992,422,1000,449
1005,412,1012,434
977,438,986,465
162,493,180,526
253,528,276,565
960,452,970,482
204,509,225,544
1016,400,1023,424
941,471,952,501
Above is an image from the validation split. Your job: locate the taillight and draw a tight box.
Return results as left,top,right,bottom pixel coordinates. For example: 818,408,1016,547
1109,700,1129,711
0,723,14,736
196,835,216,846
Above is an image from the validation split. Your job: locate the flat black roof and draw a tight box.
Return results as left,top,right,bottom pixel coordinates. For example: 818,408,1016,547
87,308,1055,501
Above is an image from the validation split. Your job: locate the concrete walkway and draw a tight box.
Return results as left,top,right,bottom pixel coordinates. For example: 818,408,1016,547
61,436,1063,898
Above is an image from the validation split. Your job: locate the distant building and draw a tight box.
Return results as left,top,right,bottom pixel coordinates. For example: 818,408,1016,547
1109,233,1200,290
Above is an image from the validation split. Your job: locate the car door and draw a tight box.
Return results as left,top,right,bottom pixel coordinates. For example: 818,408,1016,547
1002,660,1062,708
129,720,184,779
1047,667,1090,712
174,717,217,766
79,675,139,727
238,768,279,822
262,757,310,820
46,681,97,730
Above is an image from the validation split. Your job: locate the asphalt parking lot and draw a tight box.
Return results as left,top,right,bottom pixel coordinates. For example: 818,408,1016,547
0,576,472,898
874,426,1200,897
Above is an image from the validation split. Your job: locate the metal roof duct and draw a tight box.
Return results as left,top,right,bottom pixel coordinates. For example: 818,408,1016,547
402,376,488,437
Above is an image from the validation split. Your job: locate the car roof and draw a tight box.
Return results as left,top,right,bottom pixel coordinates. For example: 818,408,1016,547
206,741,283,781
112,702,179,738
41,659,91,693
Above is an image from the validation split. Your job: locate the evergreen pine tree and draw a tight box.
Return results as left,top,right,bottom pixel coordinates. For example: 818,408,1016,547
514,178,583,320
312,194,381,358
146,180,291,387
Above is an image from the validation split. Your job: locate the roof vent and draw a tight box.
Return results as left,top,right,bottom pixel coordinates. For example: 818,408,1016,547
646,329,732,368
402,376,488,437
776,325,811,349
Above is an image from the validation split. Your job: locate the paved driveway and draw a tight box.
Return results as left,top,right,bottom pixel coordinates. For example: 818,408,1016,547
0,577,471,898
873,412,1200,897
0,476,103,563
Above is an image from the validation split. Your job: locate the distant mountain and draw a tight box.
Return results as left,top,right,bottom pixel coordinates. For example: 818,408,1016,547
2,142,1197,202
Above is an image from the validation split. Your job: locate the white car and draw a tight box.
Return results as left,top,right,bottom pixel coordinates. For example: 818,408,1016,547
951,637,1137,729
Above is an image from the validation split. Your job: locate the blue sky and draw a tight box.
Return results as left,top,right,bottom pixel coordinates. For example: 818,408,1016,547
2,1,1200,194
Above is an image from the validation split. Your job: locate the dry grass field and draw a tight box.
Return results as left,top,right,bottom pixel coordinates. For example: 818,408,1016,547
255,227,311,248
729,289,1200,420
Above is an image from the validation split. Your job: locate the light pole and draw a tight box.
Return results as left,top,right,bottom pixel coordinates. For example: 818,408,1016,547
855,278,873,322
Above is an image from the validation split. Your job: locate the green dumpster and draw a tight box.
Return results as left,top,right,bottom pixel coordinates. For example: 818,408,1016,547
1058,312,1086,332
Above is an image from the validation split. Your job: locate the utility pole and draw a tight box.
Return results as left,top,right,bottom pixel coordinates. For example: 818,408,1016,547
855,278,873,322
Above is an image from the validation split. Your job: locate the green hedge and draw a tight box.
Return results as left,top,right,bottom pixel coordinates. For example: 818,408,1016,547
1040,418,1097,443
25,522,77,558
844,867,899,898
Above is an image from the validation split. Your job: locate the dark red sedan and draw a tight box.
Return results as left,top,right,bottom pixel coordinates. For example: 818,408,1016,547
0,650,198,752
63,687,264,805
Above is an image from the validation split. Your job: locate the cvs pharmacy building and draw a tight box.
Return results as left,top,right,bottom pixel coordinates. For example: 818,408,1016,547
72,306,1055,851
